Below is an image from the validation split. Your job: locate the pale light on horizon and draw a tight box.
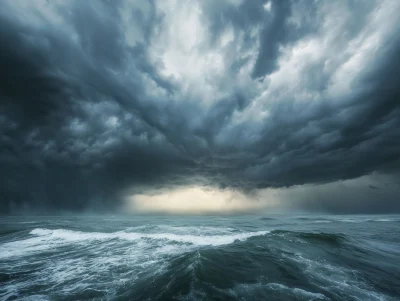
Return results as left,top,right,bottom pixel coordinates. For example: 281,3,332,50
124,186,277,214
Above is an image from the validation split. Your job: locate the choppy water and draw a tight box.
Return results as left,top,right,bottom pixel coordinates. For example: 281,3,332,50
1,215,400,301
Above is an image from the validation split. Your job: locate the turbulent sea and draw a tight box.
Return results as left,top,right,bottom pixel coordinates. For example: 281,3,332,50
1,215,400,301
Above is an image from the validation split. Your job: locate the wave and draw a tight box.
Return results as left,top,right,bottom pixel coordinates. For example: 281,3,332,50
1,227,352,261
366,218,397,222
271,230,347,246
337,218,398,223
294,217,399,223
226,282,329,300
294,217,333,223
264,283,328,300
131,225,237,236
29,228,270,246
295,217,330,221
283,253,393,301
0,229,21,236
297,232,346,245
259,217,276,221
0,227,270,260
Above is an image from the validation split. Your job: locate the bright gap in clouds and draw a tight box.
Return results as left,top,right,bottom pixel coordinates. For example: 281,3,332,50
124,186,278,214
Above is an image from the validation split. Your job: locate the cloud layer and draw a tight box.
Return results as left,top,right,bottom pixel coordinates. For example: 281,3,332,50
1,0,400,213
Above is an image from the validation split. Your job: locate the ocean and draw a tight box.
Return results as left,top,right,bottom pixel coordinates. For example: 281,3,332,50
1,215,399,301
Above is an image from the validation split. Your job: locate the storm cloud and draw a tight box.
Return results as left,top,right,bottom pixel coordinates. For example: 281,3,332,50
1,0,400,213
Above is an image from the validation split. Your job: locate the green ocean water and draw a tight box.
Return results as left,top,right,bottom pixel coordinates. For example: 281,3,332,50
1,215,400,301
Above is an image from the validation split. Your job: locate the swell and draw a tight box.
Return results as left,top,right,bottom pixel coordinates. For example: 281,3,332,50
0,229,21,236
3,227,352,258
259,217,276,221
120,235,389,301
294,217,399,223
26,228,270,246
270,230,348,246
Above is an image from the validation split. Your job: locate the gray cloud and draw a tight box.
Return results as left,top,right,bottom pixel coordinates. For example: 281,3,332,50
0,0,399,213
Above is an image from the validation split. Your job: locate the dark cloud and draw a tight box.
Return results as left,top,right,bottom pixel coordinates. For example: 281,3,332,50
0,0,399,213
279,173,400,214
251,0,293,78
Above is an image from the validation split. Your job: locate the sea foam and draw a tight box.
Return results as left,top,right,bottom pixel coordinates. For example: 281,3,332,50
29,228,269,246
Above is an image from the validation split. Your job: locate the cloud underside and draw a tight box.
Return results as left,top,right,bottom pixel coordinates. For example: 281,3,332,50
1,0,400,213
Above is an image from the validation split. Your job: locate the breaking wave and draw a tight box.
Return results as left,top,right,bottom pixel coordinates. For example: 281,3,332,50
28,227,270,246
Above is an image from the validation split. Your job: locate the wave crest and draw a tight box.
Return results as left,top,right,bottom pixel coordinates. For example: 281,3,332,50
30,228,270,246
271,230,347,245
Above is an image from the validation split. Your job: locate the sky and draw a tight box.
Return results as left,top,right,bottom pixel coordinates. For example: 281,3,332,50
1,0,400,214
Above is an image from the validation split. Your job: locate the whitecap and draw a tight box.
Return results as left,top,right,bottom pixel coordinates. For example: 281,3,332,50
0,228,270,260
283,253,392,301
29,228,269,246
267,283,327,300
230,282,328,300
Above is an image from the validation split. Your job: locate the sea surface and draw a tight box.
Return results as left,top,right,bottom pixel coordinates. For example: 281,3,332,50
0,215,400,301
